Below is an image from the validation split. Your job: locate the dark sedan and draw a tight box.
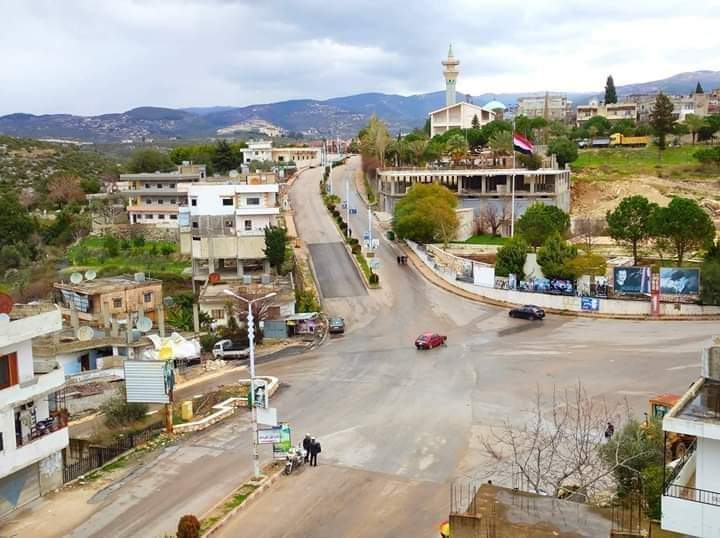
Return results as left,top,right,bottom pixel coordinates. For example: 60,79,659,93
328,317,345,334
509,305,546,320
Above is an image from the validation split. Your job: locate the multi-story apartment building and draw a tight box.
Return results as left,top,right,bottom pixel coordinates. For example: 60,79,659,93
516,93,571,122
624,90,713,123
179,174,280,280
122,162,206,228
0,306,67,517
662,339,720,536
576,101,638,125
241,140,321,167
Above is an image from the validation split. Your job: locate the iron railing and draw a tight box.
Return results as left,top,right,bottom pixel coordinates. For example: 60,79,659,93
664,484,720,507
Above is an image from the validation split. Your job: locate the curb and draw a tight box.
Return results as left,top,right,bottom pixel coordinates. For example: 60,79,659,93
203,467,285,536
400,243,720,321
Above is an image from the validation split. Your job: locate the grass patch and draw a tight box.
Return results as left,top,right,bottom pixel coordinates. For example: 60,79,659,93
201,483,258,532
571,146,713,181
459,234,509,246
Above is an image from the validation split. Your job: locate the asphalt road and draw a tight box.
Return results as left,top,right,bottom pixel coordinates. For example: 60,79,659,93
33,157,717,538
307,242,367,298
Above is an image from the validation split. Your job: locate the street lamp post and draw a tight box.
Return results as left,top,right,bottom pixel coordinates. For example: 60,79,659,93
223,289,276,480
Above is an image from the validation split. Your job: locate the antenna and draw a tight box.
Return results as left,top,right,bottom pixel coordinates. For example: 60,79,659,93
76,326,94,341
85,270,97,281
136,317,153,333
70,272,83,284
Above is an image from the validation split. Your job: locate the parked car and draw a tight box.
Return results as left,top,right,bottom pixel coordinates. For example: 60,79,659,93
509,305,546,320
415,332,447,350
328,317,345,334
212,339,250,359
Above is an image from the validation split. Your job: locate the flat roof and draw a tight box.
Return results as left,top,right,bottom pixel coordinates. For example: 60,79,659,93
54,275,162,294
675,379,720,425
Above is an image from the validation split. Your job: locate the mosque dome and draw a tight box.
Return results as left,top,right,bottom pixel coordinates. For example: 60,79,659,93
483,100,506,111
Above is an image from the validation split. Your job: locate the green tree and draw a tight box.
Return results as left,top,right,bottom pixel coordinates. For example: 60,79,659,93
127,148,175,173
0,193,34,249
393,183,458,244
495,238,528,279
696,81,704,94
684,114,705,145
263,226,287,270
537,233,577,279
423,118,431,137
651,197,715,266
424,138,446,162
445,133,469,164
604,75,618,104
103,235,120,257
701,257,720,305
694,147,720,166
585,115,612,137
547,136,578,167
471,114,481,129
606,195,657,265
407,139,429,165
649,93,675,151
212,139,242,173
516,203,570,250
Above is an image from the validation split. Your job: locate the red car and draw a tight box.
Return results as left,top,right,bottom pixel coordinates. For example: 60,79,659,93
415,332,447,350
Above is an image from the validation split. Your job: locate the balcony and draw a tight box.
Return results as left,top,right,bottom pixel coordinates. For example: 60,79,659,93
0,426,69,478
0,367,65,410
662,441,720,536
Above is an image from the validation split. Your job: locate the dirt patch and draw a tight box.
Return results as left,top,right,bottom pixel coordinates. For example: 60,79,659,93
572,175,720,222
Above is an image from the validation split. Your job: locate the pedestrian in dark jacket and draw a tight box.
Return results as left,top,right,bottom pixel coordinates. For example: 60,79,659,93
309,437,321,467
302,433,312,462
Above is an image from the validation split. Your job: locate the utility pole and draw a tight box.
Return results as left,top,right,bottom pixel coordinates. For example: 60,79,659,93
223,289,276,480
511,119,516,238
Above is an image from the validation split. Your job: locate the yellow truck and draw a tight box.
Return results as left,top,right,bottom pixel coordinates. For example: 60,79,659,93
649,393,694,459
610,133,651,147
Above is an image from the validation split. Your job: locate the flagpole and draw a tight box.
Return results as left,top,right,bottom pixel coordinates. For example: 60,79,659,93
510,119,516,238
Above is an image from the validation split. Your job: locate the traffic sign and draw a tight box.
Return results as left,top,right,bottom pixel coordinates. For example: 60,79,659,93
370,258,381,270
363,231,370,241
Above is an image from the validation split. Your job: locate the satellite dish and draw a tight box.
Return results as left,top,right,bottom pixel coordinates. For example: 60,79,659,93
0,313,9,325
163,296,175,307
136,317,153,332
76,326,94,341
85,270,97,281
0,293,13,314
70,272,83,284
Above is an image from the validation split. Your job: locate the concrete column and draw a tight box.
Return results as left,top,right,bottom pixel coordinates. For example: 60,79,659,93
193,303,200,333
263,260,271,274
530,178,535,193
482,177,486,193
237,259,244,277
457,177,462,193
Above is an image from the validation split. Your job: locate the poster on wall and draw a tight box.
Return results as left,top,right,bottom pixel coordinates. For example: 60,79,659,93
613,267,651,295
659,268,700,295
272,423,292,456
580,297,600,311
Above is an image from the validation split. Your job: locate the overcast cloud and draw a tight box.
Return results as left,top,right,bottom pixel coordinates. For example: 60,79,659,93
1,0,718,115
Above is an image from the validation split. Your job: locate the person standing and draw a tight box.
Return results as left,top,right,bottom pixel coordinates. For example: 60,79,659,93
302,433,312,463
309,437,321,467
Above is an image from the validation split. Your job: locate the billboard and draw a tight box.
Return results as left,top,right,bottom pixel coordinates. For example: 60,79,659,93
272,423,292,456
580,297,600,311
613,267,651,295
258,426,282,444
124,360,174,404
660,268,700,295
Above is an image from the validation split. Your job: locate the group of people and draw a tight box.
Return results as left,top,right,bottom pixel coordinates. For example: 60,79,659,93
302,434,322,467
396,255,408,265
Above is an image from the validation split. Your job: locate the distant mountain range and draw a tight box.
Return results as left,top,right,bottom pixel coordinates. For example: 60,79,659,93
0,70,718,142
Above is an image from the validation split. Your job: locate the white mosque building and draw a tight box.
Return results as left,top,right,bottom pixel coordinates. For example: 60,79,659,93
428,45,506,136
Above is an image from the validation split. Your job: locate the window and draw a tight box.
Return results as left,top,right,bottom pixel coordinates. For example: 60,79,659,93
113,298,122,308
211,309,225,319
222,198,233,206
0,432,3,451
145,183,150,189
170,214,178,220
192,220,199,229
157,199,164,204
244,220,252,231
144,214,153,219
224,218,234,228
158,214,165,220
144,292,153,303
0,353,19,389
170,199,177,204
246,197,260,206
169,184,175,189
156,183,162,189
145,199,152,204
191,198,197,207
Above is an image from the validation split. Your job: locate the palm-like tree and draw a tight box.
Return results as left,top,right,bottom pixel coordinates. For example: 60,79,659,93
489,130,512,165
684,114,705,145
445,134,469,165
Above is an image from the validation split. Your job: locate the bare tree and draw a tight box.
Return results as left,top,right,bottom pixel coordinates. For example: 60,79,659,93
89,193,126,226
479,382,650,501
574,218,606,253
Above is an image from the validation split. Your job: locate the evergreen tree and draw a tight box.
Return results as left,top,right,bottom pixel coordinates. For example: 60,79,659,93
471,114,480,129
263,226,287,270
696,81,704,94
649,93,676,151
604,75,617,104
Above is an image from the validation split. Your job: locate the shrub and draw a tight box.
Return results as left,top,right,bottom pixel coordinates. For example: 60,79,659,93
148,243,158,256
120,239,131,251
200,334,220,353
101,385,148,428
132,234,146,247
103,235,120,257
160,243,175,256
495,238,528,278
351,243,361,254
176,514,201,538
369,272,379,285
339,222,348,232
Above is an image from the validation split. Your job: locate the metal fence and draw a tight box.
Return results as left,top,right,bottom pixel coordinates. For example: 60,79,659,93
63,427,160,483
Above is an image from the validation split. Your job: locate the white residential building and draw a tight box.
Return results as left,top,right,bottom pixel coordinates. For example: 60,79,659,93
180,177,280,279
122,162,206,228
516,94,571,122
241,140,321,167
662,340,720,537
0,307,67,517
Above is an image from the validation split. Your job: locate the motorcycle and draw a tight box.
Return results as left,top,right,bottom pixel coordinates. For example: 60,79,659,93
283,444,305,475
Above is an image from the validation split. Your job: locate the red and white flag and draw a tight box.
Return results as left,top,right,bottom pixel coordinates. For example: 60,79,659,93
512,133,534,154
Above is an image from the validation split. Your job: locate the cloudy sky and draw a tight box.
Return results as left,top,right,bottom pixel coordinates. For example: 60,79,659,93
1,0,718,115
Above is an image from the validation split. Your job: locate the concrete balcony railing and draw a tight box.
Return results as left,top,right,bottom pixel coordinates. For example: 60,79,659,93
0,367,65,410
0,427,69,478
